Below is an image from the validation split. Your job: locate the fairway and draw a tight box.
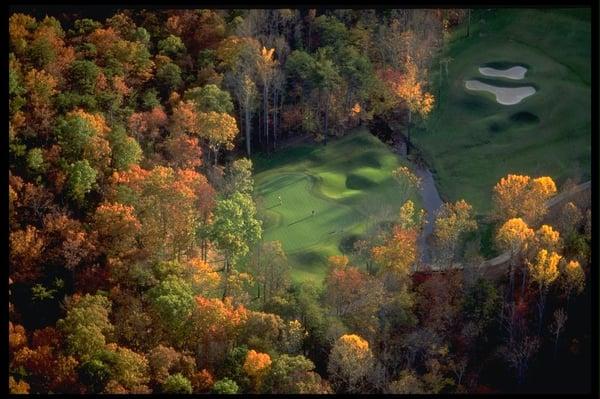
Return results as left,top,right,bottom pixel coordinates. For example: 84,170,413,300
414,8,591,214
253,128,421,284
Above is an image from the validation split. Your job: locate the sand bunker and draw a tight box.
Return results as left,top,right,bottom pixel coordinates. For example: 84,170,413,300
479,66,527,80
465,80,536,105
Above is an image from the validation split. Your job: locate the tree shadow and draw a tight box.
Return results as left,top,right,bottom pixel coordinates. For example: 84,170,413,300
288,214,313,227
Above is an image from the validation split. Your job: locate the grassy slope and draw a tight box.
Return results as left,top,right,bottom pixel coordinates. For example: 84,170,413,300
414,8,591,214
252,128,421,284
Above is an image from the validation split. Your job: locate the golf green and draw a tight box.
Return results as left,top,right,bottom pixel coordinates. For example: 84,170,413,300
253,128,422,284
414,8,591,214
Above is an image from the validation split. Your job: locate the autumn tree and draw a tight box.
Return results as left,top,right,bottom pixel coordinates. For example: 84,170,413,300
257,46,277,150
190,296,248,368
9,225,45,283
386,369,425,394
324,256,385,341
559,259,585,305
243,349,272,392
372,224,418,289
526,249,561,331
327,334,374,393
111,165,215,260
492,174,557,224
248,240,290,304
392,166,422,206
262,354,331,394
549,308,567,359
128,106,168,146
197,111,239,165
390,55,435,153
495,217,534,294
93,202,141,257
432,199,477,267
557,201,583,236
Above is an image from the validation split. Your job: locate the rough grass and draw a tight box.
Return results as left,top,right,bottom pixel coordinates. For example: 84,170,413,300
415,8,591,215
252,128,421,284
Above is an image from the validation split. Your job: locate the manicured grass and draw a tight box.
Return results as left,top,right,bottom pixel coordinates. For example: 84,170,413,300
252,128,421,284
414,8,591,215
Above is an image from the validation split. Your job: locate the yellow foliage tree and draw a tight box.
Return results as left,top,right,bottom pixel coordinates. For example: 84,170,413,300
371,225,417,286
393,56,435,119
398,200,425,230
527,249,561,330
433,199,477,266
187,258,221,295
197,111,239,165
496,218,534,255
531,224,561,255
528,249,561,288
496,217,534,292
392,55,435,154
492,174,557,224
327,334,374,393
559,259,585,302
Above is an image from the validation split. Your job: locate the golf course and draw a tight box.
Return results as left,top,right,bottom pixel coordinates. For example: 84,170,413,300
253,129,422,284
414,8,591,214
252,8,590,284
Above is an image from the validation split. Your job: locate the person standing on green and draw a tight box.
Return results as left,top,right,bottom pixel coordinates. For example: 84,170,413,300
278,195,282,205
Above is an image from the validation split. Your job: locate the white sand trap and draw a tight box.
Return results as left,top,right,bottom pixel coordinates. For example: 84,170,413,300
465,80,536,105
479,65,527,80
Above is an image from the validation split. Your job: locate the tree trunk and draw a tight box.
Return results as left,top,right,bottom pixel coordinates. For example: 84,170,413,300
406,109,412,155
245,105,251,156
273,88,278,150
264,84,269,153
508,252,515,299
520,266,527,298
538,288,546,334
258,103,263,147
222,257,230,300
466,9,471,38
324,93,329,145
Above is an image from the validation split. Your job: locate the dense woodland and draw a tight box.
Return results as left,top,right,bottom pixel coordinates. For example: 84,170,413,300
8,9,592,394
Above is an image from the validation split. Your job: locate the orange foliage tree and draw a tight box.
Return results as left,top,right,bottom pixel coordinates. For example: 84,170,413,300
110,165,215,260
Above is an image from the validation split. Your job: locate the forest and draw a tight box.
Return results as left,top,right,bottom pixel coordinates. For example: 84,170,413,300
8,8,592,394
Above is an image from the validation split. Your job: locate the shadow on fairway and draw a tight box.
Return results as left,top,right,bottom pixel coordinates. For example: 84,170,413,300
257,173,304,196
288,214,313,227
